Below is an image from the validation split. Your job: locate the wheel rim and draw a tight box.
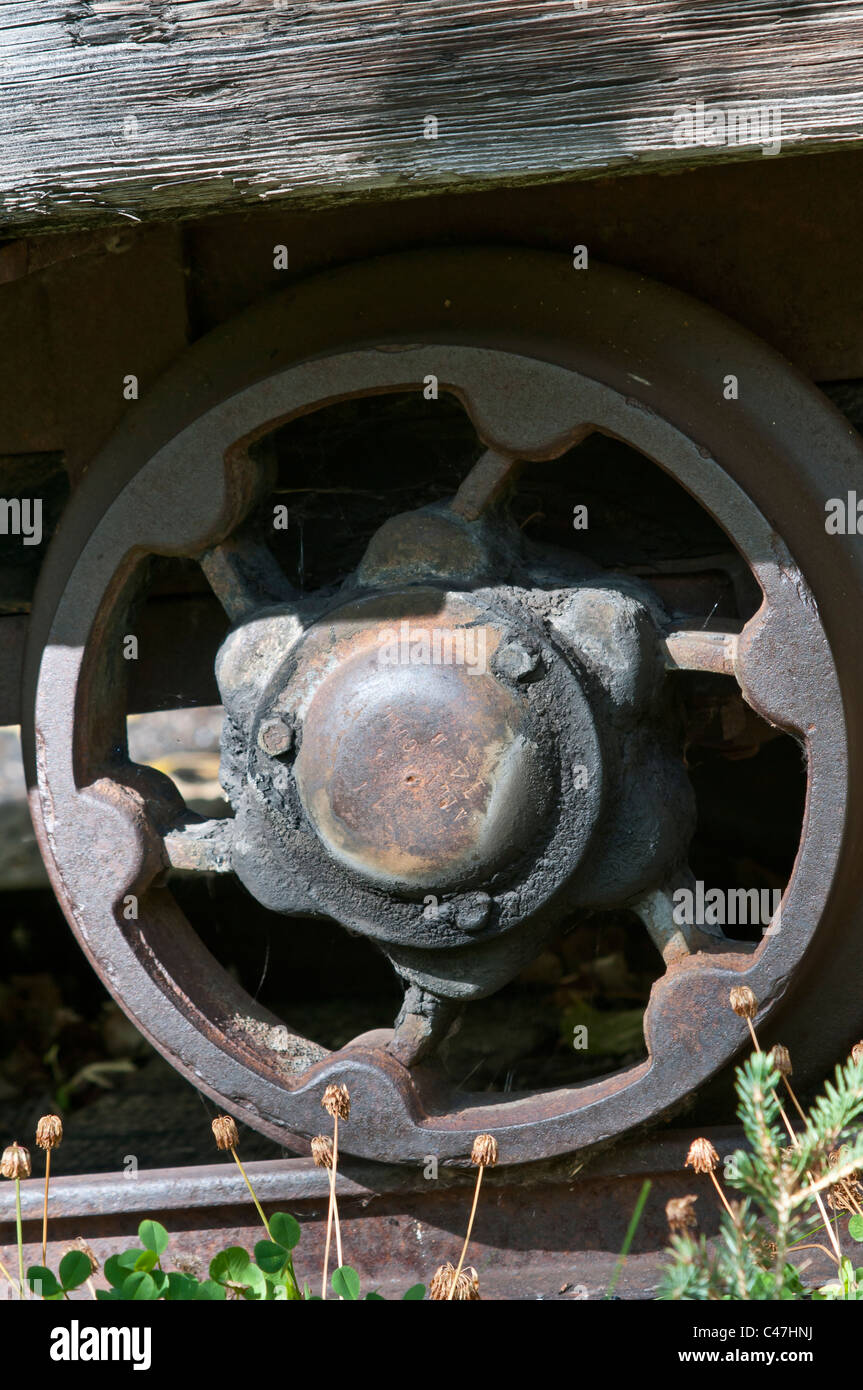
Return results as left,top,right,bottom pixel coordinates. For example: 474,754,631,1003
22,250,863,1164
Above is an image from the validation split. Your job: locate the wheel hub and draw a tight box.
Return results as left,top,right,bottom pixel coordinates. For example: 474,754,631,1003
215,516,703,1061
290,602,549,894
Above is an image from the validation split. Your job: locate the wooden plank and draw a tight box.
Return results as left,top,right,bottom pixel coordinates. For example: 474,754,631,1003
1,1,862,233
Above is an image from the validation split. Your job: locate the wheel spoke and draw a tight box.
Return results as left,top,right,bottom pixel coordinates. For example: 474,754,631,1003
663,626,740,677
448,448,521,521
200,529,297,622
633,880,756,968
164,816,234,874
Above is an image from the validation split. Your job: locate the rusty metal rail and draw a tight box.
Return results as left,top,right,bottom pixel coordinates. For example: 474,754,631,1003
4,1127,810,1300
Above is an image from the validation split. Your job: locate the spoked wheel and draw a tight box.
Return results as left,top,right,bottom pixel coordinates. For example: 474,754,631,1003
22,250,863,1165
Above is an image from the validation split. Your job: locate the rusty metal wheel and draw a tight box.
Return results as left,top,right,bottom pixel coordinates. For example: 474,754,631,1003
22,250,863,1165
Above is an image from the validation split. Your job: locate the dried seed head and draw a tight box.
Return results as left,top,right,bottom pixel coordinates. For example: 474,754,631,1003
685,1137,720,1175
67,1237,99,1274
1,1142,31,1179
311,1134,334,1169
211,1115,239,1151
455,1267,480,1300
321,1084,350,1121
822,1178,856,1212
428,1262,480,1300
36,1114,63,1150
470,1133,498,1168
852,1042,863,1067
769,1044,792,1077
729,985,758,1020
826,1154,863,1213
666,1194,698,1235
429,1263,456,1300
829,1145,862,1184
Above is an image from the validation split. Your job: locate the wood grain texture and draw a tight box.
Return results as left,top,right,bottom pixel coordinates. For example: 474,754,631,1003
1,1,862,233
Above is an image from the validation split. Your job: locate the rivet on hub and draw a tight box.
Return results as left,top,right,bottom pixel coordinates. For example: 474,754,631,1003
257,716,295,757
493,638,543,683
453,891,492,933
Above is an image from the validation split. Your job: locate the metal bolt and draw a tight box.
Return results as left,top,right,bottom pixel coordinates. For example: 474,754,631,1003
257,716,295,757
454,891,492,933
494,639,543,683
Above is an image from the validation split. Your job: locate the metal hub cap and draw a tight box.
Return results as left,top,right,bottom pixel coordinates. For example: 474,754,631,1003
225,575,611,971
290,603,550,893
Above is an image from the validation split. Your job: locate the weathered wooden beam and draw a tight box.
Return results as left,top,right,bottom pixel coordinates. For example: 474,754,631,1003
1,1,862,234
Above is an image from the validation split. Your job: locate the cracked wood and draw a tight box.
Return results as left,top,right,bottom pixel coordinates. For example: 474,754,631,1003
1,1,862,232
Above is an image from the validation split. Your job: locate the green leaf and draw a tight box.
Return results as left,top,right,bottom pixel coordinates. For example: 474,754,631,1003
403,1283,426,1300
255,1240,289,1274
120,1271,159,1301
59,1249,93,1291
194,1279,227,1301
840,1256,856,1294
27,1265,62,1299
331,1265,361,1300
849,1214,863,1242
209,1246,251,1285
105,1249,144,1288
138,1219,169,1256
165,1272,199,1301
365,1291,385,1300
239,1264,267,1300
95,1288,123,1301
269,1212,301,1250
133,1249,158,1273
605,1178,652,1300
